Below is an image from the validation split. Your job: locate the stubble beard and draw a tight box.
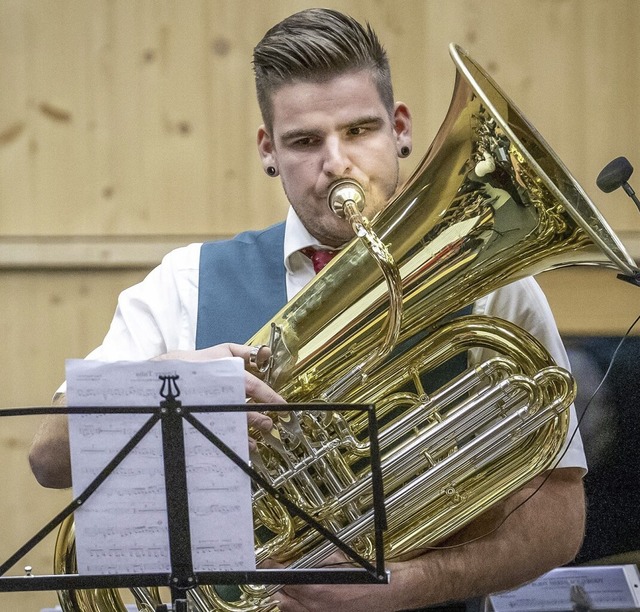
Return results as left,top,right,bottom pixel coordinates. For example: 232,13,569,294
282,165,401,247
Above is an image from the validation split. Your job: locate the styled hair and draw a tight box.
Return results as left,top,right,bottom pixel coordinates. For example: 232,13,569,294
253,8,394,132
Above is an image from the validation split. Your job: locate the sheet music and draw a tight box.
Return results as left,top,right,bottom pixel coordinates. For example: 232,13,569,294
66,358,256,575
487,564,640,610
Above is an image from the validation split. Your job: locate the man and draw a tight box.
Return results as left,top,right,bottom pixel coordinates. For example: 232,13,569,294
30,8,586,612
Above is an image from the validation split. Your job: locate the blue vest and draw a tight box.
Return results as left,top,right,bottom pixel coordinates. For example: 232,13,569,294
195,222,287,349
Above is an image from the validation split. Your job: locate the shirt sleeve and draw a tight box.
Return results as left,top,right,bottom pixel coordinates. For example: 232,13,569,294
472,277,587,473
86,243,201,362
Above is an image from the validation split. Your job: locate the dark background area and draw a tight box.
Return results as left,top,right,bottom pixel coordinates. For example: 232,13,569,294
563,336,640,565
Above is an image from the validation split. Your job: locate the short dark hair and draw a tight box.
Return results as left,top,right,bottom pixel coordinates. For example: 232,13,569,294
253,8,394,132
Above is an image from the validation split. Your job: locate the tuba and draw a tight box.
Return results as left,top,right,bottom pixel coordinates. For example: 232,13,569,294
53,44,639,611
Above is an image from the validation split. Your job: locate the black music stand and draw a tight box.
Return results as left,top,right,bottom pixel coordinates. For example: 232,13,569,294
0,377,388,611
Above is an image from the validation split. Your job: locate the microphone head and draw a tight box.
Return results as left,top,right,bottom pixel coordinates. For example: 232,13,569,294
596,156,634,193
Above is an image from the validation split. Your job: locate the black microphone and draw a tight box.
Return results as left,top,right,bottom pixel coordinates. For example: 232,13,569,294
596,156,640,287
596,156,633,192
596,156,640,211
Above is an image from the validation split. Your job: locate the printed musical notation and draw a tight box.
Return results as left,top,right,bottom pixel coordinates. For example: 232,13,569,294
66,358,256,575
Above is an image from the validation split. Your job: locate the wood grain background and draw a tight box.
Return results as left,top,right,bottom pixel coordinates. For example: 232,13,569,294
1,1,639,609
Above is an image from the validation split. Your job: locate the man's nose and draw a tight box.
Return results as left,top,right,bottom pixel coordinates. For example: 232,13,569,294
322,137,351,177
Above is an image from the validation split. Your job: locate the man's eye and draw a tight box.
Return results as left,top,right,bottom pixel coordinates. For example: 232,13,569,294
293,137,316,147
348,126,366,136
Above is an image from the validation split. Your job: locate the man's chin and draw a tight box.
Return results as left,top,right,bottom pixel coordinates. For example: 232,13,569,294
323,227,356,248
308,218,354,247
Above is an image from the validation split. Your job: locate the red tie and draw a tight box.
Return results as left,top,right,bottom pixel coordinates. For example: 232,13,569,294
300,247,340,274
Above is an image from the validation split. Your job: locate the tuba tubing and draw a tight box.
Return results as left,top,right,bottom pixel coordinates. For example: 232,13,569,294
54,44,639,612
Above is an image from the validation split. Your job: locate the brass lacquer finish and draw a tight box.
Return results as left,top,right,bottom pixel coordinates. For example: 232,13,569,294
54,45,639,611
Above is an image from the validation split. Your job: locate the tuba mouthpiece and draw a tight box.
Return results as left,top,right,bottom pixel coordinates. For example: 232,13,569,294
328,180,365,219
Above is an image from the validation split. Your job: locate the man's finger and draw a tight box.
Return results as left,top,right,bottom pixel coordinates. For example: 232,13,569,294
247,411,273,432
245,372,285,404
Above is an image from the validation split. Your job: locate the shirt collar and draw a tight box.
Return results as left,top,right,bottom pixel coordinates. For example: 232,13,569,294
283,206,342,273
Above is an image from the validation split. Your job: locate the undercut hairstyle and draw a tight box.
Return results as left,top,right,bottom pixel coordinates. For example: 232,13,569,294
253,8,394,133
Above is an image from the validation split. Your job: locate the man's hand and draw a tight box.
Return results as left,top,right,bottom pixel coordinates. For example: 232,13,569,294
266,553,400,612
154,343,285,405
30,343,285,488
155,344,284,449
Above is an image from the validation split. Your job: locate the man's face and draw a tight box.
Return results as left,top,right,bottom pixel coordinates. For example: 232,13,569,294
257,70,412,247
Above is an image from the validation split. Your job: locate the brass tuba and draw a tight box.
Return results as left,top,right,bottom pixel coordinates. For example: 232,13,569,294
53,44,639,611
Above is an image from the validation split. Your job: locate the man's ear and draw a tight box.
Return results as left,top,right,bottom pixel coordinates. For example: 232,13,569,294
257,125,277,174
393,102,413,156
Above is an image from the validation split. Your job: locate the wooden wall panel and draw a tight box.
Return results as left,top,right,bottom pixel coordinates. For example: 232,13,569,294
0,268,146,611
0,2,639,609
1,0,639,237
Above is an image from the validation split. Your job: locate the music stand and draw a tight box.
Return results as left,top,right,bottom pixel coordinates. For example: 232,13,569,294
0,377,388,611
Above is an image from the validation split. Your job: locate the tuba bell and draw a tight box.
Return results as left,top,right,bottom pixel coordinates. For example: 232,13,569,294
53,44,639,611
